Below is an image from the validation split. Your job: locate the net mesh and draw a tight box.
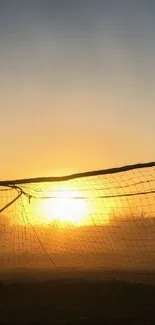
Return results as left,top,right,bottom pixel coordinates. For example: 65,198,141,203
1,163,155,276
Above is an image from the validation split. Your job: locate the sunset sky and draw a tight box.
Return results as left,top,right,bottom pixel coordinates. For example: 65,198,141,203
0,1,155,180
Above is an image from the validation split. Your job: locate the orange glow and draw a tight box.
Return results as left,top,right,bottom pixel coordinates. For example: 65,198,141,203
41,191,87,225
31,187,88,226
21,184,118,227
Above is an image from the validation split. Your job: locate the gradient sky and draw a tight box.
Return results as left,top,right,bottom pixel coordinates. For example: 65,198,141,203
0,0,155,179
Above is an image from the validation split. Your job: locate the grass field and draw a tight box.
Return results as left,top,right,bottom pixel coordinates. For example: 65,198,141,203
0,270,155,324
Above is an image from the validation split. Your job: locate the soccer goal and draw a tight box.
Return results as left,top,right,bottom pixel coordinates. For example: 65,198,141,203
0,162,155,275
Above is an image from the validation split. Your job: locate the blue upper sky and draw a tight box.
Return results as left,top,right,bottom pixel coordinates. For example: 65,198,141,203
0,1,155,178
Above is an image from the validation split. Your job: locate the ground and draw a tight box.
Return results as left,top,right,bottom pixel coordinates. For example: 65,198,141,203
0,269,155,324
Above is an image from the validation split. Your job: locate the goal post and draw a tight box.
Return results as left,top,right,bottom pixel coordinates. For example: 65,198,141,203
0,162,155,273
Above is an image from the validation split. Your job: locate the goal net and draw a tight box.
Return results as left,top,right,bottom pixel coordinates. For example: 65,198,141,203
0,162,155,276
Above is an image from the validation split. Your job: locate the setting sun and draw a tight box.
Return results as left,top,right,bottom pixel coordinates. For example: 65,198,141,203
33,188,88,226
43,194,87,225
24,183,116,227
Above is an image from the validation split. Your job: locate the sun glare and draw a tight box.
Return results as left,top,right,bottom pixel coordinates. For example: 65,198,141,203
28,184,115,227
36,188,88,226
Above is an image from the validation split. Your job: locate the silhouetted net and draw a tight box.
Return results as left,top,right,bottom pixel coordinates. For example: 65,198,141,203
1,163,155,278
